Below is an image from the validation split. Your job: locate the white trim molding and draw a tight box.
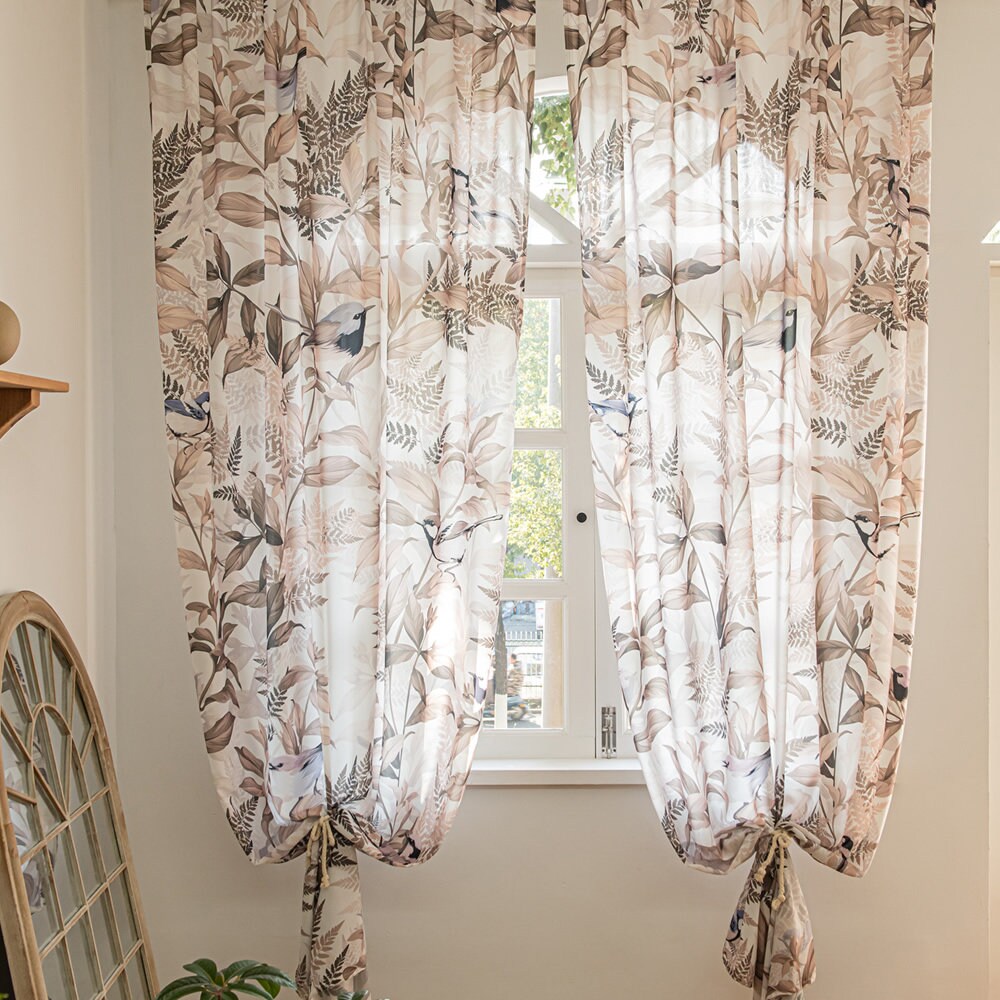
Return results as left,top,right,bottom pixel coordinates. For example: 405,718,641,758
469,757,644,787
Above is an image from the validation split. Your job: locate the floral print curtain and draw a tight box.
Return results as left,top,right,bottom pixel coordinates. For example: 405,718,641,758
565,0,933,996
145,0,535,994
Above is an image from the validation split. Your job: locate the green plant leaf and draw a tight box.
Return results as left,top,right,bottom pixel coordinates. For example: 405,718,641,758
229,984,276,999
161,957,295,1000
154,976,210,1000
247,964,295,986
221,960,267,980
183,959,221,984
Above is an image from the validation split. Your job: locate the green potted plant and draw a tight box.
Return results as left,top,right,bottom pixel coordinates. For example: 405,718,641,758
154,958,367,1000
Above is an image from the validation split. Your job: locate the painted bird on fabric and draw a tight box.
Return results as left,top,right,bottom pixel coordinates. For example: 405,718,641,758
852,510,920,560
267,745,324,786
448,166,516,236
494,0,534,26
589,392,641,439
778,302,797,354
276,47,307,116
265,745,325,817
724,750,772,821
421,513,504,568
877,156,929,236
304,302,373,357
164,391,210,437
696,62,737,103
891,663,910,702
744,300,798,355
835,835,856,873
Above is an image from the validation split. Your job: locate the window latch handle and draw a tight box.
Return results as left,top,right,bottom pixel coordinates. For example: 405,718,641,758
601,706,617,758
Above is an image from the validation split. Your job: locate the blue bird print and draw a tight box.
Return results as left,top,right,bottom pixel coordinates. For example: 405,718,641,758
164,390,210,437
727,907,746,943
304,301,373,357
589,392,641,438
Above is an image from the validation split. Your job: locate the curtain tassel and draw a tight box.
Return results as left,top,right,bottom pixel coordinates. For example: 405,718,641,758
754,827,793,910
308,811,336,889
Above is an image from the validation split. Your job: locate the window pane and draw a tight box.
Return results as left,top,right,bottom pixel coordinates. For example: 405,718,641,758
28,850,60,950
516,299,562,429
42,941,75,1000
110,874,138,952
51,829,85,920
2,661,32,743
106,973,130,1000
531,93,577,223
76,810,105,900
93,889,123,983
125,949,153,1000
483,600,564,731
67,914,101,1000
93,791,122,872
505,449,562,579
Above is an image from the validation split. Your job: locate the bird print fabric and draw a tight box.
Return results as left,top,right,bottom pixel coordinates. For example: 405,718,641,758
145,0,535,994
565,0,934,997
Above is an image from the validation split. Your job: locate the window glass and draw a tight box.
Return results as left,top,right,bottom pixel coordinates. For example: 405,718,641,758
505,450,563,579
516,298,562,429
483,600,565,731
531,93,577,223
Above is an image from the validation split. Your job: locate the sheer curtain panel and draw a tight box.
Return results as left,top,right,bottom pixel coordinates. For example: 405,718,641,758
145,0,536,993
565,0,934,996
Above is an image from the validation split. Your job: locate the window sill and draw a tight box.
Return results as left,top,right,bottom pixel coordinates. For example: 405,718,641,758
469,757,645,787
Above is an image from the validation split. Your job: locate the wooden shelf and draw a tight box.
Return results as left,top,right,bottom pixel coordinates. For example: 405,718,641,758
0,371,69,440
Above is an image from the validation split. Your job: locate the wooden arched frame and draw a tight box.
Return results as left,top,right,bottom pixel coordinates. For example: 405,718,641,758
0,592,158,999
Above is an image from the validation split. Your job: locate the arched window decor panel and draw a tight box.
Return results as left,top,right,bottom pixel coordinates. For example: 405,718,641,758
0,592,158,1000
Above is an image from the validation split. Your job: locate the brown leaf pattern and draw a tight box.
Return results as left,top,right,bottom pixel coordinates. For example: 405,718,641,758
565,0,933,996
145,0,535,994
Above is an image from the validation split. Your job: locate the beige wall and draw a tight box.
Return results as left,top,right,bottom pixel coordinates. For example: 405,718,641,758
101,1,995,998
0,0,115,703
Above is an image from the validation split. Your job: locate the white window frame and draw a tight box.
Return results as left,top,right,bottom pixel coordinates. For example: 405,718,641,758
472,76,640,782
476,259,637,771
478,261,593,760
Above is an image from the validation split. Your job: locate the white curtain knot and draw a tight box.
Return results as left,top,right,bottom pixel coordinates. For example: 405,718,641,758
308,811,336,889
754,827,794,910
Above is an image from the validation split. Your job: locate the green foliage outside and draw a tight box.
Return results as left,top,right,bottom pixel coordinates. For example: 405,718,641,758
502,93,577,581
532,94,577,219
506,299,563,579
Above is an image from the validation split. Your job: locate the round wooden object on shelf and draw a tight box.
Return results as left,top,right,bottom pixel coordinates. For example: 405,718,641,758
0,302,21,366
